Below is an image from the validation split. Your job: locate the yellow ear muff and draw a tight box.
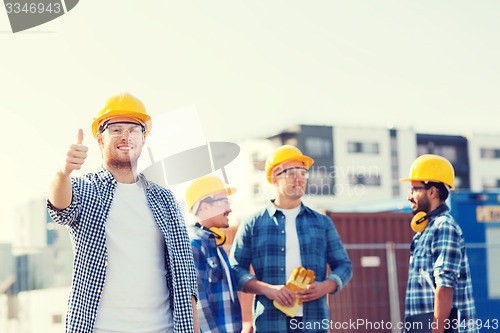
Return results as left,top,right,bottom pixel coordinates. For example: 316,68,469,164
411,211,429,233
209,227,227,246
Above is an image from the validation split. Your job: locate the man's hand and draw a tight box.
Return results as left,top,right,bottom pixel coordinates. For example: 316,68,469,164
273,267,315,317
267,284,296,307
49,129,88,210
296,279,338,303
61,129,88,176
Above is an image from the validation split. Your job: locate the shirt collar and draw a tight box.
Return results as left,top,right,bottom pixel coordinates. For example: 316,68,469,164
266,199,307,217
96,166,116,184
95,165,152,188
189,224,216,242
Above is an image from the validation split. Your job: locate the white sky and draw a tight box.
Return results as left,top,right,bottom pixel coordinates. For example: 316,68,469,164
1,0,500,242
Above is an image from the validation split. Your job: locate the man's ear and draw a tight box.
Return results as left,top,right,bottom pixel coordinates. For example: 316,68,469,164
96,132,104,146
428,186,439,199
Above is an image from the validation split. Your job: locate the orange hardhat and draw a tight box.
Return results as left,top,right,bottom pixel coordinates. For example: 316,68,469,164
400,154,455,190
265,145,314,183
91,93,152,138
186,176,236,213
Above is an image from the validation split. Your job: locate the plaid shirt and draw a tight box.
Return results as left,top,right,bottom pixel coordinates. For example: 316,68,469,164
188,226,242,333
47,167,198,333
229,200,352,333
405,205,477,333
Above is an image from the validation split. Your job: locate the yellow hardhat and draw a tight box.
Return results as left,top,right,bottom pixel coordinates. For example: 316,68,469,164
400,154,455,190
91,93,152,138
265,145,314,183
186,176,237,213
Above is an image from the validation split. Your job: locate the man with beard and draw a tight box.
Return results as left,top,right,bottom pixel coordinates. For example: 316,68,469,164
400,154,477,333
47,93,199,333
186,175,242,333
230,145,352,333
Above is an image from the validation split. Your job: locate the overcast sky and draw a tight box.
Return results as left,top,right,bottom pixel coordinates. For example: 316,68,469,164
1,0,500,242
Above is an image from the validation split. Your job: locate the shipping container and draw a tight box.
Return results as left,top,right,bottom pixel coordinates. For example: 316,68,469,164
450,191,500,326
225,212,415,333
326,212,414,333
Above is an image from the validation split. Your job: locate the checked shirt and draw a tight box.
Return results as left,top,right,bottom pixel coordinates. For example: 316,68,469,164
230,200,352,333
405,205,477,333
47,167,198,333
189,226,242,333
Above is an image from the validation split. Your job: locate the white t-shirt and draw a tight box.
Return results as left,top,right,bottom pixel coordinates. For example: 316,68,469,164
281,205,304,316
94,181,173,333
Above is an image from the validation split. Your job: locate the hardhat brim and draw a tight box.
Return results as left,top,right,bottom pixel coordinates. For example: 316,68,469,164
188,186,237,213
267,155,314,183
399,177,455,190
92,109,152,138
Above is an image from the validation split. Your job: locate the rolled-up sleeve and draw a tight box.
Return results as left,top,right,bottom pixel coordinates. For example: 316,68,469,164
46,178,80,227
229,219,256,291
326,219,352,293
432,221,462,288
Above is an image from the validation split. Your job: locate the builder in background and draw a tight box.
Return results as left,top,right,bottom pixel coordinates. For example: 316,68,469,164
186,175,243,333
230,145,352,333
401,154,477,333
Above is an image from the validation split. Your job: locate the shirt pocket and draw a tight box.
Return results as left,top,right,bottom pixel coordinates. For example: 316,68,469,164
207,257,223,283
411,246,434,287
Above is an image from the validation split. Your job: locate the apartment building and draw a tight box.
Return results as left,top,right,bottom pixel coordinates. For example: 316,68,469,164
230,124,499,216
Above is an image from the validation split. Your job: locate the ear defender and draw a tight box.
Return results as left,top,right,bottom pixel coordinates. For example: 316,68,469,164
410,205,448,233
411,211,429,233
195,223,227,246
209,227,227,246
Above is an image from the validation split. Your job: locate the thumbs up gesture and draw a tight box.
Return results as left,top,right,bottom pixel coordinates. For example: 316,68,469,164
61,129,88,176
273,266,315,318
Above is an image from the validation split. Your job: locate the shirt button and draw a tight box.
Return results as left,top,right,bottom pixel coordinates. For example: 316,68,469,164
281,248,285,252
281,230,285,234
280,267,284,271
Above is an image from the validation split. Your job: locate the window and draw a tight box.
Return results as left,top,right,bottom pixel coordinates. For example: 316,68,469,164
390,136,400,196
349,174,381,186
305,137,332,158
347,141,379,154
481,148,500,159
251,152,266,171
307,168,334,195
482,177,500,190
437,146,458,163
253,183,261,195
417,144,458,163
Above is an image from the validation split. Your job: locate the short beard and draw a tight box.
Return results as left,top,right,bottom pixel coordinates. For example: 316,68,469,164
413,197,431,215
109,159,135,171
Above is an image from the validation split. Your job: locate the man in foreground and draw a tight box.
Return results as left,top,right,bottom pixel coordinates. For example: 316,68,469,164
47,92,199,333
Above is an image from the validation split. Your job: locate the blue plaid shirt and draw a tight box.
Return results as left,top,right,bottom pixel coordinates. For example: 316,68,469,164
229,201,352,333
405,205,477,333
189,226,242,333
47,167,198,333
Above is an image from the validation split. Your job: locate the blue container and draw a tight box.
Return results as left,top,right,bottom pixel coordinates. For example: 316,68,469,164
450,191,500,327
